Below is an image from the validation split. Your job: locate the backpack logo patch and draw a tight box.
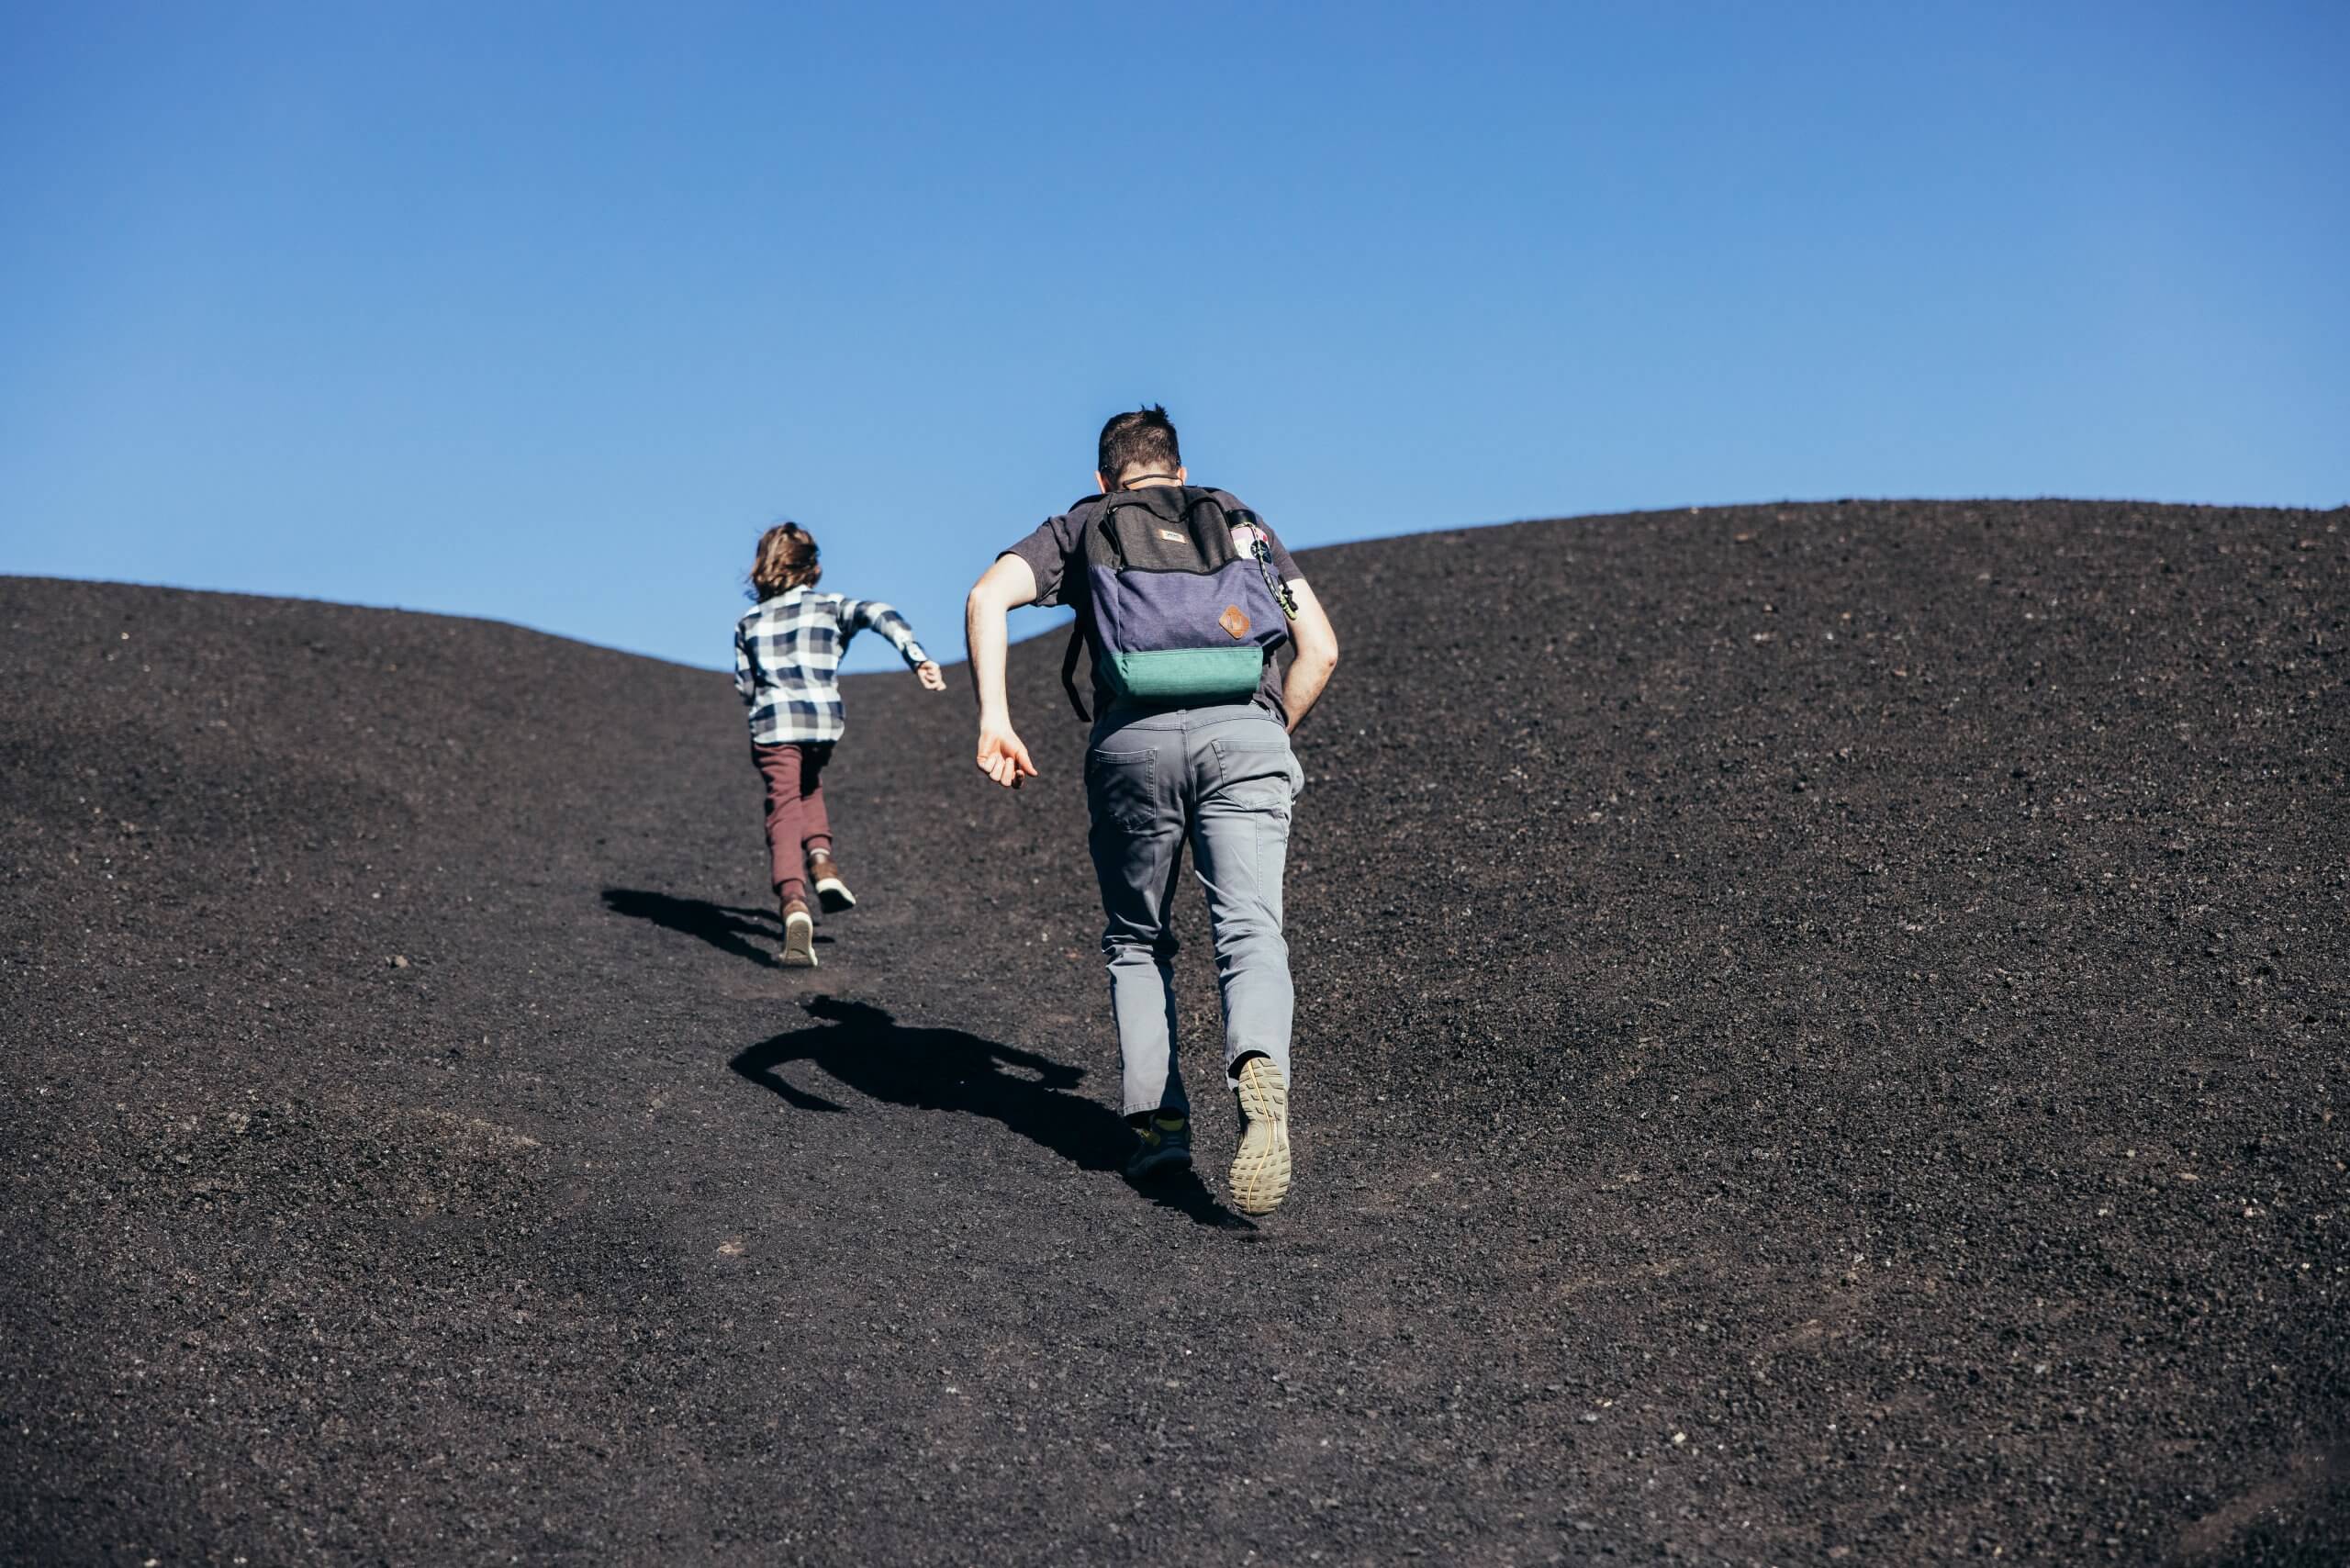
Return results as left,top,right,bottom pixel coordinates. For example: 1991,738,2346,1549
1158,528,1185,543
1219,606,1252,640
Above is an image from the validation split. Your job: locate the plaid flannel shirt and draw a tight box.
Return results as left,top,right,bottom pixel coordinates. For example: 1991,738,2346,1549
734,588,931,745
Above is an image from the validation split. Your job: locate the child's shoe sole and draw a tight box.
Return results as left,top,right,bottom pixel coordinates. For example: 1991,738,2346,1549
1229,1056,1292,1215
780,911,818,968
813,875,856,913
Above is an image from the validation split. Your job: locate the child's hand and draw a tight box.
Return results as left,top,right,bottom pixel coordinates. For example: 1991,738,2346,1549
916,661,946,692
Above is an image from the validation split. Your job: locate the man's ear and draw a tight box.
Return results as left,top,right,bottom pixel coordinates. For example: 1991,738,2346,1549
1095,470,1110,494
1176,465,1188,484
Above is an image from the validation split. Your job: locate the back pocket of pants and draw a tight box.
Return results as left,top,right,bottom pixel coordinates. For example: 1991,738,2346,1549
1211,737,1295,811
1087,746,1159,833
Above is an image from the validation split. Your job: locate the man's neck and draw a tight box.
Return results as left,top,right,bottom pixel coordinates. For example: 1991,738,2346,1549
1120,473,1182,490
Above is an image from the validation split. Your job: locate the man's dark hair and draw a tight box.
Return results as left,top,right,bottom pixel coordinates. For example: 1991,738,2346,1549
1098,405,1181,485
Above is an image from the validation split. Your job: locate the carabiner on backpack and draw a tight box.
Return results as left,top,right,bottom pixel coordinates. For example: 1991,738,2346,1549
1253,537,1300,622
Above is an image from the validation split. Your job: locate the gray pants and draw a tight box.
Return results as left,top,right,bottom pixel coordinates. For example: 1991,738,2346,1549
1085,703,1306,1118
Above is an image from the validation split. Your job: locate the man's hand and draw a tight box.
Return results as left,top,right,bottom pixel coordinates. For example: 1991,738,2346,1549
976,723,1037,789
915,661,946,692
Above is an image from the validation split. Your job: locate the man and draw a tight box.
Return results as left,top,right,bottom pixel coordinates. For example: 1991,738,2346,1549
964,407,1339,1215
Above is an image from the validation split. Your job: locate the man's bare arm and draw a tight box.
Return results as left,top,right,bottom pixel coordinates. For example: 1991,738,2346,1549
1280,580,1339,733
965,554,1041,788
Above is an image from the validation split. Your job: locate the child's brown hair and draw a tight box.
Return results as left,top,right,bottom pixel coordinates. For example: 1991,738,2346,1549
749,522,822,599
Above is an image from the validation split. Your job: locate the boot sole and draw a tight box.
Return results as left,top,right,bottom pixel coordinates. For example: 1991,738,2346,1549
780,913,818,968
813,876,856,913
1229,1057,1292,1215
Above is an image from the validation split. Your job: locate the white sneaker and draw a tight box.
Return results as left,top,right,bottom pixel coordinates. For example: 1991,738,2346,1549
779,901,817,968
809,855,856,913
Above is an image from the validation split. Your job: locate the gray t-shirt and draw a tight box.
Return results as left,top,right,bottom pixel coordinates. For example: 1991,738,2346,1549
1002,486,1306,723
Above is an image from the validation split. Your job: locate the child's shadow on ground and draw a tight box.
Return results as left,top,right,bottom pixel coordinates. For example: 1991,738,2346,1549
732,997,1250,1229
602,888,831,968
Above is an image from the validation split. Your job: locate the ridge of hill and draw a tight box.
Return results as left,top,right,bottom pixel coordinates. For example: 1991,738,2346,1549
3,498,2345,1565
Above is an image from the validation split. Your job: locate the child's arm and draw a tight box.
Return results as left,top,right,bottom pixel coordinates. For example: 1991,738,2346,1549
733,623,755,703
836,597,944,689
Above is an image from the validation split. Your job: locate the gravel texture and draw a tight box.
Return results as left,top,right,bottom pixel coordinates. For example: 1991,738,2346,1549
3,498,2346,1565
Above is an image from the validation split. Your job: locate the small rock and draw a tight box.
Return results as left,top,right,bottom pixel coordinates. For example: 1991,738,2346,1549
388,955,409,969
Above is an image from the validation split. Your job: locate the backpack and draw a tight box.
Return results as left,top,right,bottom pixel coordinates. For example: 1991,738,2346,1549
1059,487,1296,720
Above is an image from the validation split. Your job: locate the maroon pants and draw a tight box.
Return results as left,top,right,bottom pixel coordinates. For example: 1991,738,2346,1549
753,742,834,902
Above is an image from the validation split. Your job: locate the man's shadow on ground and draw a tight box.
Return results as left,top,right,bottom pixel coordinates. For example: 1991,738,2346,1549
602,888,833,968
731,997,1251,1229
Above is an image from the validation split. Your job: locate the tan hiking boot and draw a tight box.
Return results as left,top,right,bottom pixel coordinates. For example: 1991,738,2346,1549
808,852,856,913
1229,1055,1292,1215
778,897,817,968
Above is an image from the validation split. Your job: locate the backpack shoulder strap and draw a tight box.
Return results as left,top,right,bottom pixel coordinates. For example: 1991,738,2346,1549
1060,618,1091,722
1059,496,1110,720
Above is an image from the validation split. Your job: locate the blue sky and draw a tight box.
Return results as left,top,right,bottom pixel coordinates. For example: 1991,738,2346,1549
3,1,2344,671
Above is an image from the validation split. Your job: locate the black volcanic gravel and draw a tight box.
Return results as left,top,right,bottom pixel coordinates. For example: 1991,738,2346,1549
3,499,2345,1566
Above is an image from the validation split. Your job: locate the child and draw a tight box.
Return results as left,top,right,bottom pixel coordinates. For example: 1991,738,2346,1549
733,521,945,967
